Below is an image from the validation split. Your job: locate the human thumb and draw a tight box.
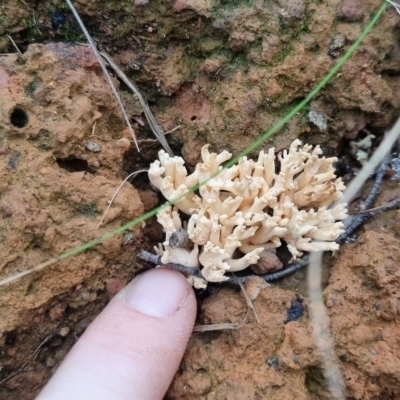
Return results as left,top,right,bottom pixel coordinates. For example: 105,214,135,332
37,268,197,400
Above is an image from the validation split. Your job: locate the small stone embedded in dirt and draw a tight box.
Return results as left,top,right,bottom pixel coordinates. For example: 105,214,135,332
58,327,70,337
337,0,364,22
201,58,223,74
6,347,17,357
0,200,12,218
281,0,306,22
7,151,21,169
250,250,283,274
328,37,346,57
74,319,90,336
266,356,281,370
243,276,271,300
122,231,135,245
285,295,304,323
46,357,56,367
115,137,131,152
49,303,66,322
106,278,126,300
85,141,101,153
172,0,212,17
309,109,327,132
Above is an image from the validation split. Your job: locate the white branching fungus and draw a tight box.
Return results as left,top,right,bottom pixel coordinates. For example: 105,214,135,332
149,140,347,286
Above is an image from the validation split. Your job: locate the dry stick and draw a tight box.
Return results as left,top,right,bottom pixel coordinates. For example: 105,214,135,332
32,10,43,36
233,274,260,324
98,51,174,156
355,195,400,216
7,35,24,58
64,0,139,151
193,311,250,332
358,152,391,211
97,170,148,227
193,323,241,332
0,329,57,386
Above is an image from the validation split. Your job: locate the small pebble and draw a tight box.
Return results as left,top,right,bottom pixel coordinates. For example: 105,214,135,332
122,231,136,245
85,141,101,153
328,37,345,57
266,356,281,370
59,326,70,337
115,137,131,152
244,276,271,300
169,229,190,248
250,250,283,274
337,0,364,22
106,278,126,300
7,348,17,357
46,357,56,367
285,295,304,323
309,109,327,132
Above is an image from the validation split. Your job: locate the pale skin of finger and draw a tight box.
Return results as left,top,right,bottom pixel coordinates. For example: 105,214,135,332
36,269,197,400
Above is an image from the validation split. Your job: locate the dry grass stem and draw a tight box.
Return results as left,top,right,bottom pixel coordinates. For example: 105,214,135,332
98,50,174,156
193,311,250,332
7,35,24,58
65,0,140,151
233,274,260,324
97,170,148,228
193,323,241,332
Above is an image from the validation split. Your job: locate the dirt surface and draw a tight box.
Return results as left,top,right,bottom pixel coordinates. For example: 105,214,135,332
0,43,146,396
167,229,400,399
1,0,400,398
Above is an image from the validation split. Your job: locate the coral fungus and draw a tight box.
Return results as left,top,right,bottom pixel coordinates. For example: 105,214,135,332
148,140,348,287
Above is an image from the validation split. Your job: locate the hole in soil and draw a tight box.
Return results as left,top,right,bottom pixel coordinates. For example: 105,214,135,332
10,107,28,128
191,115,197,121
56,157,95,174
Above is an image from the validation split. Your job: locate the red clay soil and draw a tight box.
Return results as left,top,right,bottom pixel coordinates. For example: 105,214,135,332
1,0,400,398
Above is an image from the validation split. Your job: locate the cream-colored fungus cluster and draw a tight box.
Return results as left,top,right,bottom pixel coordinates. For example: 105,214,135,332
149,140,347,288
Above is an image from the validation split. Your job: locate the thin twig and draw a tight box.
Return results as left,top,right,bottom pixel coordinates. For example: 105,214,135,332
64,0,140,151
32,11,43,36
97,170,147,227
7,35,24,58
193,310,249,332
193,323,241,332
358,152,390,211
165,125,181,135
234,273,260,323
355,196,400,216
97,50,174,156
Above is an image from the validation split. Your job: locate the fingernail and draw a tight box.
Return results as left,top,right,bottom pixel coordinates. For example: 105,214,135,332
125,269,190,317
